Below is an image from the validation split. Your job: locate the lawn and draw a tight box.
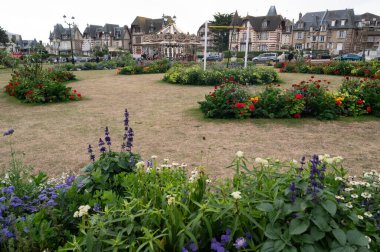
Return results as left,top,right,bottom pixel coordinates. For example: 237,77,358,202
0,68,379,178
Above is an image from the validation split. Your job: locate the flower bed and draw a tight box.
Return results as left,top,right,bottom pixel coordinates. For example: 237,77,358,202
1,111,379,250
199,76,380,119
163,65,280,86
117,59,171,75
278,60,380,78
3,62,80,103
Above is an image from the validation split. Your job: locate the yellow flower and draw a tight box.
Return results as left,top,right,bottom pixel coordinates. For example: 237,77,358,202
335,97,344,102
250,96,259,103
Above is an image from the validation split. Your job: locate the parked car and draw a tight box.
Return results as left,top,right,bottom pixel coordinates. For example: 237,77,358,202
202,55,222,61
333,53,363,61
320,53,331,59
252,53,278,62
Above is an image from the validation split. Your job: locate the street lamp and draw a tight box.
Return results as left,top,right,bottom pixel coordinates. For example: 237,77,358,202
63,14,75,64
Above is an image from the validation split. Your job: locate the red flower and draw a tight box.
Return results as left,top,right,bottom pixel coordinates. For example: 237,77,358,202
294,94,303,99
357,99,364,105
292,113,301,118
69,95,75,100
231,88,235,92
364,69,370,75
77,93,81,98
316,84,321,88
249,104,255,111
10,92,15,96
366,106,372,113
226,99,230,103
311,76,314,79
336,101,342,106
214,86,218,90
73,89,77,93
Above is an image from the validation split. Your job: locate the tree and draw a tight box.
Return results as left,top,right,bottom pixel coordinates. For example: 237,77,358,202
210,13,233,52
0,26,9,47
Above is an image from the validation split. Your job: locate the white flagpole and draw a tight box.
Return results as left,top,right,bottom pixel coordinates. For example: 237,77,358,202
204,21,208,71
244,22,250,68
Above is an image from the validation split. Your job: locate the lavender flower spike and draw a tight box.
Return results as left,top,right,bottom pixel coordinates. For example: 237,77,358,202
88,144,95,161
98,138,106,154
3,129,14,136
126,127,134,152
104,126,111,147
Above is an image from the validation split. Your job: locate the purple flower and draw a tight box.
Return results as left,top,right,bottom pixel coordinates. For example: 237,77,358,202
2,186,15,195
0,197,6,202
2,227,14,238
93,203,101,212
65,175,75,186
98,138,106,153
38,194,49,201
289,182,297,204
88,144,95,162
46,199,56,206
234,237,248,249
189,242,198,251
10,196,23,207
221,234,230,245
182,248,189,252
104,127,111,147
3,129,14,136
245,232,252,240
126,127,134,152
147,160,153,167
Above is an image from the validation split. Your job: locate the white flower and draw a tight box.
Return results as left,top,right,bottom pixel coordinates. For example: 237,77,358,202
344,187,354,192
146,167,152,173
151,155,157,159
332,156,344,163
74,205,91,218
163,158,169,163
325,158,334,164
335,177,344,181
255,158,269,166
351,194,359,199
180,163,188,168
365,236,372,243
357,215,364,220
236,151,244,158
335,195,345,200
361,192,372,199
172,162,179,167
166,195,175,205
136,161,145,169
364,211,373,218
231,191,242,200
290,159,298,165
345,202,353,208
206,179,212,184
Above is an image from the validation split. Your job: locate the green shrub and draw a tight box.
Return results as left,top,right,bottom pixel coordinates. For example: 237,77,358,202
163,65,279,86
199,80,254,119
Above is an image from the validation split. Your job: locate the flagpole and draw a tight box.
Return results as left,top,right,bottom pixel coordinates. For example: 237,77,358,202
204,21,208,71
244,22,250,68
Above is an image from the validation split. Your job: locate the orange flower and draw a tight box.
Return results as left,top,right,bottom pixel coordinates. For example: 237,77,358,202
250,97,259,103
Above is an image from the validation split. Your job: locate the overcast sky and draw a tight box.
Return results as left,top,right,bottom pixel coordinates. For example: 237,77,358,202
1,0,379,43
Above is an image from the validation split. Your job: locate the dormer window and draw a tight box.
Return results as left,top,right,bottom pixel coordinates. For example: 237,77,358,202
297,22,303,29
331,20,336,27
262,20,268,28
310,27,314,32
341,20,346,26
320,25,326,31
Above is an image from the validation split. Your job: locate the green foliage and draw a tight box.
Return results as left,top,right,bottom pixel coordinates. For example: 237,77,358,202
3,59,79,103
163,65,279,85
200,77,380,119
199,80,254,118
0,26,9,46
118,59,171,75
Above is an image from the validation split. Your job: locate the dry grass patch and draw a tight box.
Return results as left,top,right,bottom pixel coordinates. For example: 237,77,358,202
0,69,379,178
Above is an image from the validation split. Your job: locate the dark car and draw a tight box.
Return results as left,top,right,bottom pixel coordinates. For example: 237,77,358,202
202,55,222,61
320,53,331,59
333,53,363,61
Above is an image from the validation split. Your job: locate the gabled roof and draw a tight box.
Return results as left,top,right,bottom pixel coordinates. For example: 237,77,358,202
83,25,103,38
294,9,356,31
245,15,283,32
131,16,164,33
230,11,242,27
355,12,380,22
49,24,70,39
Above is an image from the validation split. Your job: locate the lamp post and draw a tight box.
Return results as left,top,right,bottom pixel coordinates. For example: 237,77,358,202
63,15,75,64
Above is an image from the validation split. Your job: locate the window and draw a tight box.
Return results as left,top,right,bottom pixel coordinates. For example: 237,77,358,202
114,30,121,39
297,32,304,39
259,44,267,51
319,35,325,42
286,26,291,32
312,36,317,42
297,22,303,29
341,20,346,26
242,33,247,41
327,42,333,49
135,36,141,44
331,20,336,27
295,44,303,49
337,30,346,38
320,25,326,31
310,27,314,32
262,20,268,28
240,44,246,51
259,32,268,40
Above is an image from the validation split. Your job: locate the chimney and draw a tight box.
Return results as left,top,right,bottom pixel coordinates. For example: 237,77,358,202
299,12,302,21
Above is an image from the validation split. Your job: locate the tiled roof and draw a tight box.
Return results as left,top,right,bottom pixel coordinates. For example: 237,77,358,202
245,15,283,31
131,16,164,33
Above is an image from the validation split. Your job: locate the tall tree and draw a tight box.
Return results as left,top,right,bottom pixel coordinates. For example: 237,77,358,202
210,13,233,52
0,26,9,47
